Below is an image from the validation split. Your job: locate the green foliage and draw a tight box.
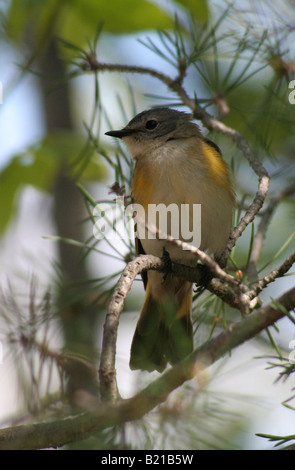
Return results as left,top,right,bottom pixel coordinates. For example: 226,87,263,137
0,132,106,232
5,0,209,58
256,432,295,448
6,0,171,54
174,0,210,24
62,0,174,35
1,0,211,234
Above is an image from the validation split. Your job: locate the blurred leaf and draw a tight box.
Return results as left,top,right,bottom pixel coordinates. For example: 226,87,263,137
173,0,210,24
6,0,175,59
0,132,106,233
6,0,62,53
34,132,107,182
61,0,174,37
222,78,295,155
0,142,56,233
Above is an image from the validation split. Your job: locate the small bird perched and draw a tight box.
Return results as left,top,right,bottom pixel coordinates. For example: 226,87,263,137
105,108,235,373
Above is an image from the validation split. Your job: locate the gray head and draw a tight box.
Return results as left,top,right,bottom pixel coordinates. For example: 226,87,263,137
105,108,201,158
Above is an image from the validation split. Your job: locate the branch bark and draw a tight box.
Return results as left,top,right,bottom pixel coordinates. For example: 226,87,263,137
1,286,294,449
98,243,247,402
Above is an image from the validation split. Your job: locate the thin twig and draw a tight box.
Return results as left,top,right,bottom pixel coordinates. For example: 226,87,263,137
247,183,295,280
99,235,254,401
249,252,295,298
1,286,294,449
99,254,162,401
197,117,270,265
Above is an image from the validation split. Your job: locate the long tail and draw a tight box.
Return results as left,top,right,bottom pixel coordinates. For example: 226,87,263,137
130,278,193,372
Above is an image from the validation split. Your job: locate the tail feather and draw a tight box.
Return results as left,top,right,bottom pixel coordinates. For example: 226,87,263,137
130,281,193,372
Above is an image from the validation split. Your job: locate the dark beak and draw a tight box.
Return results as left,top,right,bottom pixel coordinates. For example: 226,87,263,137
105,128,136,139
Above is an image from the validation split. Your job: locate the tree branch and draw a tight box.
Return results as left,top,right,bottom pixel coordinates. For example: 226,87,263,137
99,254,163,401
98,235,250,402
249,252,295,297
1,286,294,449
247,183,295,280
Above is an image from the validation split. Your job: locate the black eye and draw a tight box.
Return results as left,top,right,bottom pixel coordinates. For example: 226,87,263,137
145,120,158,130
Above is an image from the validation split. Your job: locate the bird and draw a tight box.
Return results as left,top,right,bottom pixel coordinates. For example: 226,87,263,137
105,107,235,372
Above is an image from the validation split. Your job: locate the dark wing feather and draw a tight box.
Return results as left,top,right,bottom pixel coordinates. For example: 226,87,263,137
135,233,148,289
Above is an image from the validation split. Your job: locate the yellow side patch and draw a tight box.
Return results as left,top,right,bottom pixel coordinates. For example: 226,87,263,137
132,165,154,210
201,141,234,200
